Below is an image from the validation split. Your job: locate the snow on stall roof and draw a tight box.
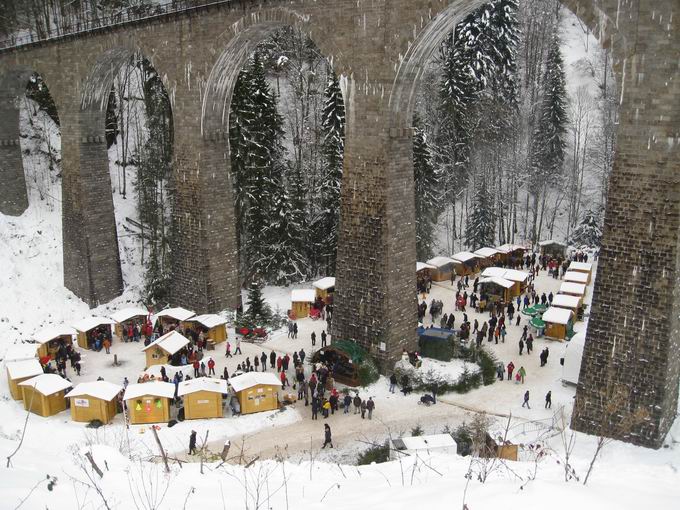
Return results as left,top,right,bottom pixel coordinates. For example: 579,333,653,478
426,256,455,268
18,373,71,395
503,269,529,283
66,381,122,401
396,434,457,451
560,282,586,296
177,376,229,396
3,343,38,362
291,289,316,303
564,271,589,284
481,267,506,278
474,247,499,258
451,251,480,263
313,277,336,290
542,307,573,325
142,330,190,355
539,239,566,247
479,276,514,289
123,381,176,401
6,359,43,380
569,261,593,272
34,325,77,344
154,307,195,322
229,372,281,393
552,294,581,309
109,307,149,324
190,314,228,329
73,316,115,333
416,262,436,272
496,243,525,253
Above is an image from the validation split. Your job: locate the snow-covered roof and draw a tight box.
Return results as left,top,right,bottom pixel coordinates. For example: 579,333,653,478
190,314,228,329
177,377,229,396
452,251,480,263
66,381,122,401
564,271,589,284
109,307,149,324
123,381,176,401
395,434,457,451
569,261,593,272
313,277,336,290
34,325,77,344
229,372,281,393
481,267,506,278
19,373,71,395
539,239,565,247
426,256,455,268
560,282,586,296
142,330,190,356
154,307,195,322
502,269,529,283
542,307,573,325
552,294,581,309
6,359,43,380
474,247,499,258
3,344,38,362
291,289,316,303
479,276,514,289
416,262,436,272
73,317,115,333
496,243,525,253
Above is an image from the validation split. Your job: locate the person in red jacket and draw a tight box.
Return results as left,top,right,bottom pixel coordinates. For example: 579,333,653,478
193,359,200,377
207,357,215,376
507,361,515,382
280,369,289,389
277,356,283,372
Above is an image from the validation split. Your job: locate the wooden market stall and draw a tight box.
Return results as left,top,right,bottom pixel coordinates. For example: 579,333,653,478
291,289,316,319
313,277,336,301
34,325,77,358
178,377,229,420
479,276,514,304
73,317,115,350
426,256,456,282
229,372,281,415
473,247,500,268
451,251,481,276
19,373,71,417
4,343,39,363
551,293,583,321
502,269,530,297
109,307,149,340
538,240,567,258
66,381,122,424
559,282,587,305
142,330,190,368
6,359,44,400
564,270,589,285
541,306,575,341
495,243,526,266
188,314,228,346
123,381,175,424
567,261,593,283
153,307,196,330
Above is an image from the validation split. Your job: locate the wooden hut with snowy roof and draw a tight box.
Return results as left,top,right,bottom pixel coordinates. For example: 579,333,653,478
473,247,500,268
564,271,589,285
538,240,567,258
73,317,115,350
495,243,525,264
109,307,149,340
551,293,583,321
178,377,229,420
313,277,336,301
123,381,175,424
291,289,317,319
188,314,228,346
567,261,593,284
426,256,456,282
541,307,575,341
229,372,281,415
34,325,77,358
6,359,44,400
142,330,190,368
502,269,530,297
19,373,71,417
451,251,481,276
478,276,514,304
154,307,195,329
559,282,587,305
66,381,122,424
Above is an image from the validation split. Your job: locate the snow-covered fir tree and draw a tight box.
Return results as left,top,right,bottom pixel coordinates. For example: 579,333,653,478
413,117,440,260
569,209,602,247
244,280,271,325
465,178,496,250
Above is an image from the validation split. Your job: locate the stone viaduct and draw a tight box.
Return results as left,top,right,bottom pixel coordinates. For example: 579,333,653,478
0,0,678,448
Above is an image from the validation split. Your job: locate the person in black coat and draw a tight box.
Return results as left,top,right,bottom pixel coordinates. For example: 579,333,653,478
189,430,197,455
270,351,276,369
322,424,333,448
260,352,267,371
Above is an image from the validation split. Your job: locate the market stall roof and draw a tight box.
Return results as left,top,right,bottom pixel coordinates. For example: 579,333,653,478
73,317,115,333
394,433,457,451
496,243,525,253
416,262,436,272
539,239,566,247
481,267,506,278
542,307,573,325
560,282,586,296
552,294,581,309
178,377,229,396
569,261,593,272
479,276,514,289
142,330,190,356
474,247,499,258
313,277,336,290
143,364,187,379
4,343,38,362
190,314,228,329
154,307,195,322
109,307,149,324
19,373,71,395
564,271,589,284
229,372,281,393
35,325,77,344
503,269,530,282
6,359,43,380
123,381,175,400
291,289,316,303
452,251,480,263
66,381,122,401
426,256,456,268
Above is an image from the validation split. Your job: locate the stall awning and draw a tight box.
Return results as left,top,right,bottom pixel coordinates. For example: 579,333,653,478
479,276,514,289
542,307,573,325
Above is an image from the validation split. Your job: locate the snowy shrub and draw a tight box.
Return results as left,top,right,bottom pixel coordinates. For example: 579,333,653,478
357,441,390,465
411,424,424,437
357,358,380,387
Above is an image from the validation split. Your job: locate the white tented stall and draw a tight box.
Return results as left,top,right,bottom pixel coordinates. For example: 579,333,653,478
390,434,458,460
562,332,586,385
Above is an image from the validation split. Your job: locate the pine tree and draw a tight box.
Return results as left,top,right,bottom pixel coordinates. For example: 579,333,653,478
465,178,496,250
245,280,271,325
413,117,440,260
569,209,602,247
